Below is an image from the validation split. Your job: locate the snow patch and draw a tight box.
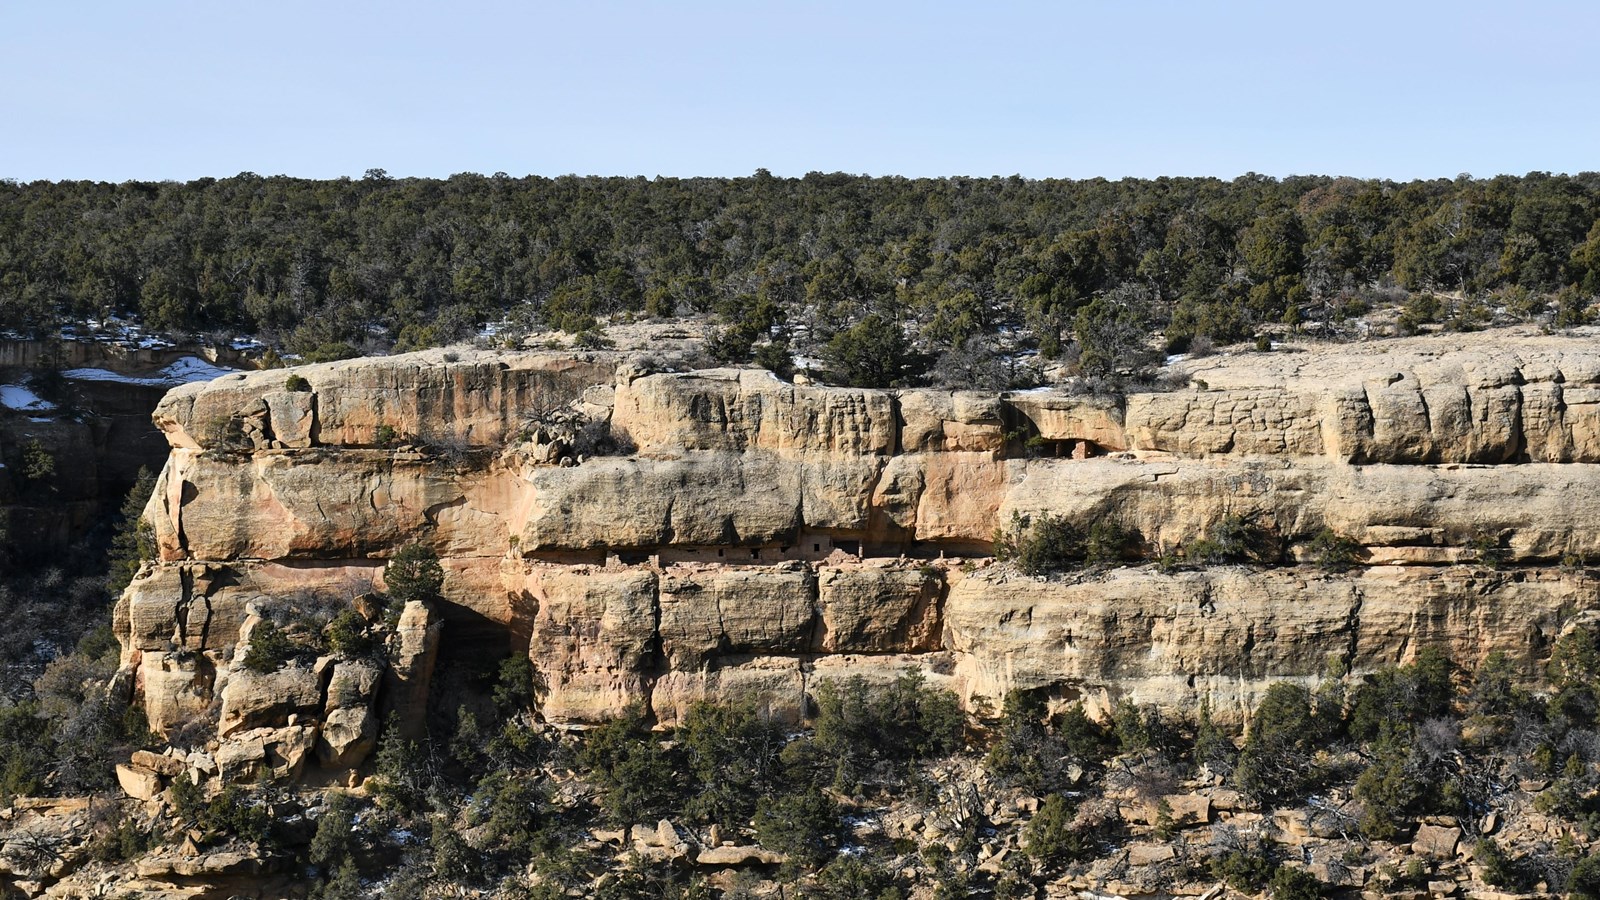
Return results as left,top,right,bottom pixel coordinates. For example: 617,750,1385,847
63,356,240,387
161,356,239,382
0,384,56,412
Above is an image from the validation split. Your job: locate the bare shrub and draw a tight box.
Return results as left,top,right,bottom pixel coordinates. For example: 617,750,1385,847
1414,717,1461,763
517,404,634,461
264,589,347,631
3,828,67,876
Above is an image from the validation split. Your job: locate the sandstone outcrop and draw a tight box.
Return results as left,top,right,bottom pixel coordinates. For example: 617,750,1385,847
218,654,321,737
152,348,618,452
114,327,1600,770
383,600,443,738
316,660,382,768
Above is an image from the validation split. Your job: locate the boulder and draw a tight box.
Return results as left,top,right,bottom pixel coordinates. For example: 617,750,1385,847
316,660,382,768
214,735,266,783
134,848,283,877
217,725,317,783
130,750,188,778
115,764,163,802
696,845,787,866
1126,843,1177,866
218,660,322,738
137,651,216,736
1413,823,1463,858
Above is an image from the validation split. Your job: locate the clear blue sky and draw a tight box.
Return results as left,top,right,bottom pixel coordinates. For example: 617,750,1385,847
2,0,1595,182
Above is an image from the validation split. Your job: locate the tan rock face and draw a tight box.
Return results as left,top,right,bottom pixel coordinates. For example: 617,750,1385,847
384,601,443,738
154,348,619,451
892,390,1006,454
317,660,382,768
148,449,486,561
651,657,806,728
521,455,811,550
522,568,658,722
116,763,164,802
944,565,1589,723
659,567,817,667
1006,392,1127,451
117,327,1600,741
613,368,897,456
1131,331,1600,464
998,457,1600,559
138,651,216,736
218,662,323,738
815,565,942,653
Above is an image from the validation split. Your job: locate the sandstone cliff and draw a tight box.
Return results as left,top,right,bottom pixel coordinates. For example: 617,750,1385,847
114,329,1600,768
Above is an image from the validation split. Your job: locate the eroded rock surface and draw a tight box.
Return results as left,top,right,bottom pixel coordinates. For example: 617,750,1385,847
116,328,1600,753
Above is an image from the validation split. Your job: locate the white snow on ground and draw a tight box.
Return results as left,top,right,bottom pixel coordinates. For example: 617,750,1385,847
160,356,238,382
62,356,239,387
0,384,56,412
59,368,152,385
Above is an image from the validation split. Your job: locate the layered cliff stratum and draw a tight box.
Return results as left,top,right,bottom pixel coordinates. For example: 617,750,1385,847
115,327,1600,777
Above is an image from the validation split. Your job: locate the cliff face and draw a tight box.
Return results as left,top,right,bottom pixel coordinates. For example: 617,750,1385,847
1,344,246,560
115,329,1600,768
0,378,170,559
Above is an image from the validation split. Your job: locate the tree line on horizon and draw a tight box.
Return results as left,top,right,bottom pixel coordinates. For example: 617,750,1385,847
3,169,1599,383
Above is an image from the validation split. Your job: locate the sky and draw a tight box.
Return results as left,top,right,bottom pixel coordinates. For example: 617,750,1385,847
2,0,1596,183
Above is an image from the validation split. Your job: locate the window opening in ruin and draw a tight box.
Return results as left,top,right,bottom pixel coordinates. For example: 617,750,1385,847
1034,438,1104,459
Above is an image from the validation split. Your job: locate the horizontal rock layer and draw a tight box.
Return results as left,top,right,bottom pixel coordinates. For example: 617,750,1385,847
147,449,1600,563
153,348,618,451
117,328,1600,744
153,329,1600,465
